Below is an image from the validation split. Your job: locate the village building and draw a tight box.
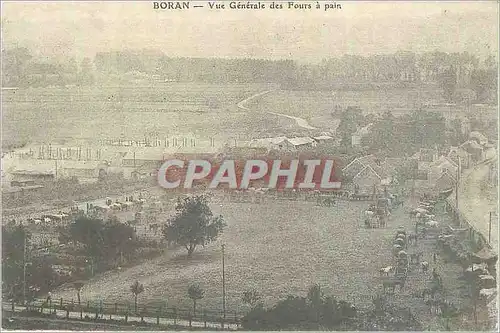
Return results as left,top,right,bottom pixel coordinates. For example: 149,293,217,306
433,170,457,193
246,136,294,151
448,146,472,169
287,137,318,150
2,185,45,202
351,123,373,147
469,131,489,146
10,169,55,184
313,135,334,144
342,155,391,193
411,147,439,173
427,155,459,185
460,140,484,163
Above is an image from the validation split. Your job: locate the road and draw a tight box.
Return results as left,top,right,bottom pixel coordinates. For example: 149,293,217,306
458,160,498,252
237,90,317,130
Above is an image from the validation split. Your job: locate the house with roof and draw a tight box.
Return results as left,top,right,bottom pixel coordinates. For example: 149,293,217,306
411,147,439,172
246,136,294,151
351,123,373,147
460,140,484,163
427,155,458,185
342,155,391,192
433,170,456,193
448,146,472,169
11,169,55,184
288,137,318,150
313,135,334,144
469,131,488,146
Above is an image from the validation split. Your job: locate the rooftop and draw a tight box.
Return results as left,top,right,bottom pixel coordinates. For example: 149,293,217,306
288,137,316,146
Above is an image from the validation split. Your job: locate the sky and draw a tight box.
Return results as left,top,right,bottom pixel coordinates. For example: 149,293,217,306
1,1,499,63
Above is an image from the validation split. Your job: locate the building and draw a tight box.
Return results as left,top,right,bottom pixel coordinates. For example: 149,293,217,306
433,171,456,193
460,140,484,163
351,123,373,147
342,155,391,193
313,135,334,144
469,131,488,146
381,158,405,176
2,185,45,203
10,170,55,184
411,147,439,172
246,137,294,151
427,155,459,185
58,160,109,182
448,146,472,169
287,137,318,150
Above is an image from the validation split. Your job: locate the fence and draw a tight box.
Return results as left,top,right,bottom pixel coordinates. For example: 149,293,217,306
215,189,376,204
4,297,241,330
444,198,489,251
444,158,494,251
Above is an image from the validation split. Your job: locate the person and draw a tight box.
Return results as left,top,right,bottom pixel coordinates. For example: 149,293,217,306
433,252,437,264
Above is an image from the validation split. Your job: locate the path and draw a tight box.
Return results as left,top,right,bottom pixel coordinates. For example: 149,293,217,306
236,90,317,130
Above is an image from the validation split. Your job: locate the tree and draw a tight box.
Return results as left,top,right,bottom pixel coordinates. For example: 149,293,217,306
2,225,31,300
163,195,226,258
103,220,136,266
241,285,357,330
439,66,457,102
1,47,32,86
242,289,261,309
130,280,145,313
73,281,84,306
69,216,105,271
187,283,204,316
470,68,497,104
79,57,94,85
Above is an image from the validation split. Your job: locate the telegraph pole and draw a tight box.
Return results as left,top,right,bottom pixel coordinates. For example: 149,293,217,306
222,244,226,329
488,212,493,244
23,232,27,305
455,156,461,224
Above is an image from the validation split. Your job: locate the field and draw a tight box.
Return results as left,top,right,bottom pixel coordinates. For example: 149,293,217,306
1,83,278,148
49,197,423,311
44,194,489,330
3,83,497,150
249,87,497,132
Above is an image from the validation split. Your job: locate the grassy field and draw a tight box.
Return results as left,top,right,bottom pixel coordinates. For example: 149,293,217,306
1,83,277,148
50,198,416,312
4,84,495,149
249,87,497,132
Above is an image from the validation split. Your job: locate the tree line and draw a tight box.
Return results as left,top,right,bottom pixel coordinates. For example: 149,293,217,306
2,47,497,104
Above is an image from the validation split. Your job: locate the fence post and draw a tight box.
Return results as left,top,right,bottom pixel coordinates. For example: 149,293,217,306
204,310,207,328
114,302,118,314
60,298,63,309
66,307,70,319
80,307,83,320
189,311,192,328
125,304,129,323
157,305,161,325
173,307,177,326
11,299,14,311
87,300,90,312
